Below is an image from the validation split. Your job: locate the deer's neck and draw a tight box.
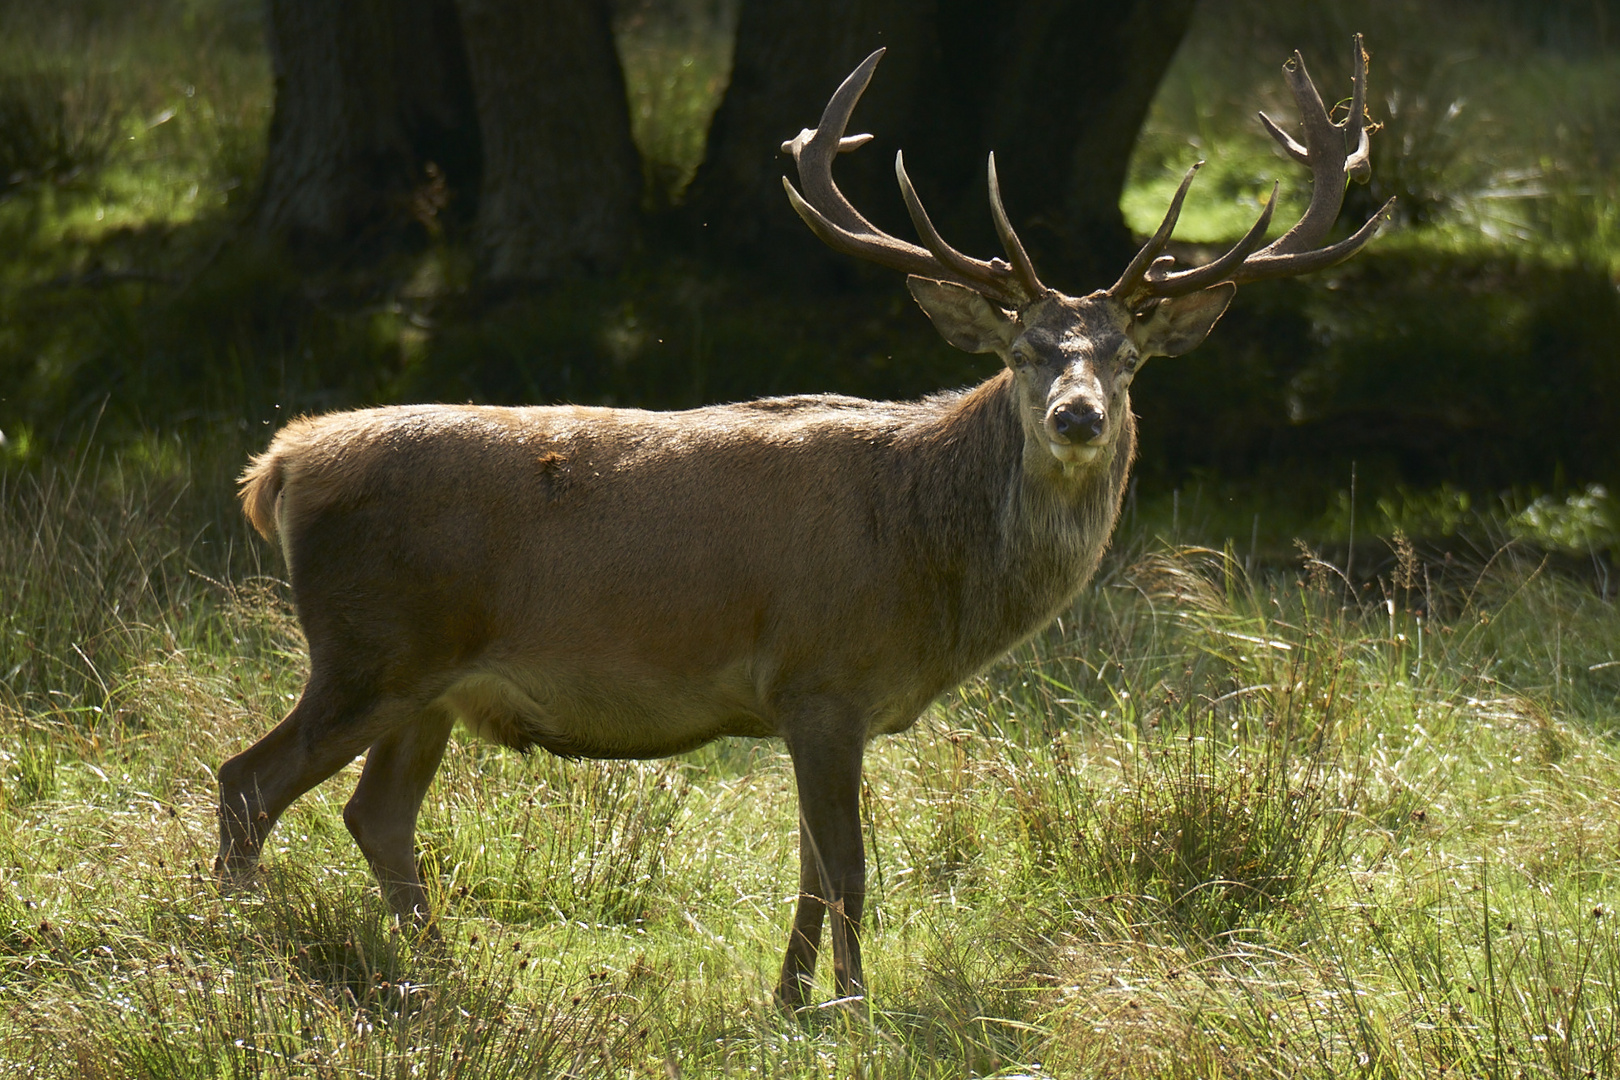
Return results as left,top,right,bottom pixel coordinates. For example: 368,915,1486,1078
902,369,1135,673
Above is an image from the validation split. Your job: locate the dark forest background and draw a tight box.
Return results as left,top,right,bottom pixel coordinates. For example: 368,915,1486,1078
0,0,1617,556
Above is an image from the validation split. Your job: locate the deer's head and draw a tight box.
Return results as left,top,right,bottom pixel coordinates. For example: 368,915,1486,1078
783,42,1393,474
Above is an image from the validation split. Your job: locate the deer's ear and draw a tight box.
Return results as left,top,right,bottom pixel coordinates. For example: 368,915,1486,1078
1131,283,1236,358
908,277,1016,355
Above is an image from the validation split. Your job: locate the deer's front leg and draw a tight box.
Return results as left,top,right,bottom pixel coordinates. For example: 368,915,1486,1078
776,703,867,1009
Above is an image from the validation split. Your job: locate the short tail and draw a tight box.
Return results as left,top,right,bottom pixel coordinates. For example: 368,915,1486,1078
238,449,284,542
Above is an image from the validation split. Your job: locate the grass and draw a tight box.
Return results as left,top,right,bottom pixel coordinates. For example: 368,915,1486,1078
4,444,1620,1076
2,8,1619,1070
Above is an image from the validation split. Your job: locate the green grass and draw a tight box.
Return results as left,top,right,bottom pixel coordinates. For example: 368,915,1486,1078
2,9,1620,1069
4,445,1620,1076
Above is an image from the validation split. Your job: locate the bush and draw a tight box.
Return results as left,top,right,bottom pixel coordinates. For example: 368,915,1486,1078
0,65,119,190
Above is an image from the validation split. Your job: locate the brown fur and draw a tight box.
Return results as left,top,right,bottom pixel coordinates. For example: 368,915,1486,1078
239,451,281,542
238,377,1131,748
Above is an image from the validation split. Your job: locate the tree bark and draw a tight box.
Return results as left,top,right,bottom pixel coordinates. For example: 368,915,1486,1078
684,0,1195,292
457,0,641,281
256,0,480,249
679,0,934,287
971,0,1198,290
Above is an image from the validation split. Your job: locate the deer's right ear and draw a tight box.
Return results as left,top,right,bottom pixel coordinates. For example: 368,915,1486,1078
907,277,1016,355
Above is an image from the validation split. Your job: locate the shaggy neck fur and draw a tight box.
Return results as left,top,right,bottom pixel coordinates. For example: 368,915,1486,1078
893,368,1136,683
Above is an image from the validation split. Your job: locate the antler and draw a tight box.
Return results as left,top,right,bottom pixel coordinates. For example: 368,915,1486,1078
782,49,1045,308
1110,34,1397,304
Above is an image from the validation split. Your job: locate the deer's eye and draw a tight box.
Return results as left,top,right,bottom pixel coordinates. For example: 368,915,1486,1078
1011,346,1035,369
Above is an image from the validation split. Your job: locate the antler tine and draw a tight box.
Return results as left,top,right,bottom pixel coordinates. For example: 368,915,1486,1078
896,152,1025,306
1255,34,1370,258
1108,163,1202,300
782,48,888,236
1257,111,1310,167
782,51,990,291
1141,182,1279,298
987,154,1045,299
1344,36,1372,182
784,48,1037,306
1127,35,1391,301
781,179,958,284
1229,195,1395,284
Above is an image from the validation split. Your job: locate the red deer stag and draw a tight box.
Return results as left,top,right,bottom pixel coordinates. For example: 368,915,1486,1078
219,38,1392,1007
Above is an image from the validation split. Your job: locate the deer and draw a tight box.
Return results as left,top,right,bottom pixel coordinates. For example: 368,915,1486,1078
217,37,1392,1008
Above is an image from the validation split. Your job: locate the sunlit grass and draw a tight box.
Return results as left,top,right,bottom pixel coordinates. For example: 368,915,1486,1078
1122,136,1314,246
4,444,1620,1075
615,1,738,207
0,1,269,267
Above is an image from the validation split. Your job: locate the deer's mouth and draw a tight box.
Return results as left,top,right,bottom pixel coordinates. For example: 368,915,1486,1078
1048,441,1102,465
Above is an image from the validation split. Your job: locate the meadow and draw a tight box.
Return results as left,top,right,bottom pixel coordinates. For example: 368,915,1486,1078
5,444,1620,1077
3,0,1620,1075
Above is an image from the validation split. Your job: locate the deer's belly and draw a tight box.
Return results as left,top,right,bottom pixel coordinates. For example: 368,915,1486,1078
436,662,773,759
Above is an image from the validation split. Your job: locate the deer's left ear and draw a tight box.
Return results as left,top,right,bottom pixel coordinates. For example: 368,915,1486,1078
1130,283,1236,358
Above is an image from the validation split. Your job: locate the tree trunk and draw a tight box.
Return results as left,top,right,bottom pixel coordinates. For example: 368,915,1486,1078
684,0,1195,292
256,0,480,249
679,0,934,287
457,0,641,282
968,0,1198,290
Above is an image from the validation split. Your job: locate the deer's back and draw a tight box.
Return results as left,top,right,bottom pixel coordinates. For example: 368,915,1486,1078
247,399,991,754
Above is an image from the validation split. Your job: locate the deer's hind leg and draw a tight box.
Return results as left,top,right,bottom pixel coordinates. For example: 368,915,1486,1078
216,675,421,888
342,703,456,927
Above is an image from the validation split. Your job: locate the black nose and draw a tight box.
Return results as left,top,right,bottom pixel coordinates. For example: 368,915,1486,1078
1052,406,1105,443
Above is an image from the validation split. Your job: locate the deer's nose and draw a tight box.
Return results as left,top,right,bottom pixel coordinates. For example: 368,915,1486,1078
1051,405,1105,444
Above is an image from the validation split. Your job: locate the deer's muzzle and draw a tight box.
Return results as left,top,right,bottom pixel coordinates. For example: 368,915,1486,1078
1049,405,1105,445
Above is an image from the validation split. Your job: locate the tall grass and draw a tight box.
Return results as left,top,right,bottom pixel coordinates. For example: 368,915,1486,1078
4,445,1620,1075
